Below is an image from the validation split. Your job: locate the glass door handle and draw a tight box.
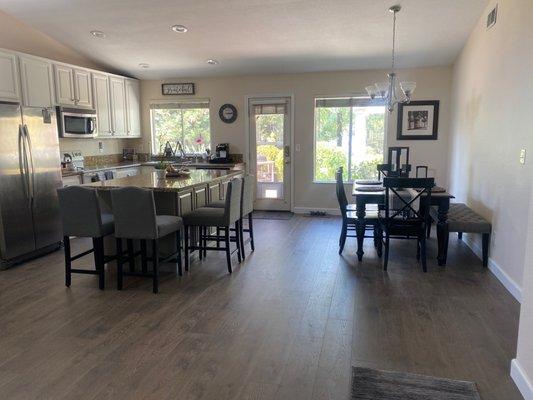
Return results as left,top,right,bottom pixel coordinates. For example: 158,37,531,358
284,145,290,164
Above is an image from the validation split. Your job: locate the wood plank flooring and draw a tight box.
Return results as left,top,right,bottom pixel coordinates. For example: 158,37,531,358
0,215,523,399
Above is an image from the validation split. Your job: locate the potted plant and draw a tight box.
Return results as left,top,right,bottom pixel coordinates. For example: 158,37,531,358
154,161,169,178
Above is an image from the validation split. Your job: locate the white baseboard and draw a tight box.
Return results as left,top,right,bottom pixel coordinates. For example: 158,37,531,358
511,359,533,400
293,207,341,216
462,234,522,303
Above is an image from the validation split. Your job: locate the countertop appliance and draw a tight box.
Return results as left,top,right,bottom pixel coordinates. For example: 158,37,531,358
62,150,84,171
0,102,63,268
209,143,231,164
57,106,97,138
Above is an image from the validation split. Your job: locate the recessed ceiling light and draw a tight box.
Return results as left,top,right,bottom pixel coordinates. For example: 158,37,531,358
90,30,106,39
138,63,150,69
206,59,219,65
171,24,188,33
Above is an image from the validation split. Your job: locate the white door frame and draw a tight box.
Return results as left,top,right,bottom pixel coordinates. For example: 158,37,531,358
244,94,295,212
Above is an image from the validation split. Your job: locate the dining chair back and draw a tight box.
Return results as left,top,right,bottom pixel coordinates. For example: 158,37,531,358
380,177,435,272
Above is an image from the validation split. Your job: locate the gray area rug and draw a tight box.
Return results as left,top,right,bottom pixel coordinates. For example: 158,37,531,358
252,211,293,220
352,367,481,400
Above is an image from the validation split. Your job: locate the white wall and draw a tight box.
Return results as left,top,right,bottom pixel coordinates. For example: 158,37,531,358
136,66,452,210
449,0,533,396
449,0,533,292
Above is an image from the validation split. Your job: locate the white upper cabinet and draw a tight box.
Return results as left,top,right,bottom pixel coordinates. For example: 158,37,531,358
0,50,21,102
92,72,112,137
109,76,127,136
19,55,54,108
54,64,93,108
54,64,75,106
125,78,141,137
73,68,93,108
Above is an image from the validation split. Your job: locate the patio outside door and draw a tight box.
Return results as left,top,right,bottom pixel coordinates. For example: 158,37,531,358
248,97,291,211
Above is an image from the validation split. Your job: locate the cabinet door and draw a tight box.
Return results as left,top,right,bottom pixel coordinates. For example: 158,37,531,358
114,168,140,179
73,69,93,108
194,185,208,208
109,76,127,136
0,51,20,101
19,56,54,107
92,73,112,137
54,65,75,106
208,182,221,202
62,175,82,187
125,79,141,137
178,190,193,215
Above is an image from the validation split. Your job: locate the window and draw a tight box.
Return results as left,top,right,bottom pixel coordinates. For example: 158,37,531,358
150,101,211,155
314,97,385,182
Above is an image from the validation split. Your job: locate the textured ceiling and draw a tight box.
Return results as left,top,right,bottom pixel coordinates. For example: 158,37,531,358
0,0,488,78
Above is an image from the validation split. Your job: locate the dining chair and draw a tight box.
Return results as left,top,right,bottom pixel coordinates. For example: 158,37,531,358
378,177,434,272
336,168,380,255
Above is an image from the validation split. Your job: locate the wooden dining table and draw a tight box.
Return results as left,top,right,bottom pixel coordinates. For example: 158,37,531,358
352,183,455,266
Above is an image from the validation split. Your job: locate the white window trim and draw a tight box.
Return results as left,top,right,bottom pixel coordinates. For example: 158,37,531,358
149,99,212,156
312,95,387,184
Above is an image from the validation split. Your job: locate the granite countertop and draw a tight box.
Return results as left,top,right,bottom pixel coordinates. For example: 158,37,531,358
83,169,242,192
62,161,243,177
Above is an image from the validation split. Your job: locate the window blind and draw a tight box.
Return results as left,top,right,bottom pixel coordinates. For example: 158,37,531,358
253,104,286,115
315,97,384,108
150,101,210,110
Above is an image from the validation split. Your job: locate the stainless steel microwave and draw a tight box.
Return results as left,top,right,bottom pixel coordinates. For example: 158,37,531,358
57,107,97,138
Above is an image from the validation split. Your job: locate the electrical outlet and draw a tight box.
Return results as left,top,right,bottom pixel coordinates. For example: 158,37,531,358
520,149,526,165
295,143,301,152
98,141,104,153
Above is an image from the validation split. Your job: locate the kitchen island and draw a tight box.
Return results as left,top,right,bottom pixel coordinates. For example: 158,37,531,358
83,169,243,257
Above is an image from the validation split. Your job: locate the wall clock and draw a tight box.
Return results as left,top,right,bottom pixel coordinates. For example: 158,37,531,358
162,83,195,95
219,104,238,123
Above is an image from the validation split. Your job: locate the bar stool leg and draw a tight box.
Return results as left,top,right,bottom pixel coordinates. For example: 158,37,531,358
239,219,246,260
141,240,148,274
152,239,159,294
225,227,232,274
64,236,71,287
116,238,123,290
93,237,105,290
198,226,203,260
127,239,135,272
248,213,255,251
203,227,207,258
184,226,190,272
176,231,182,276
235,221,241,263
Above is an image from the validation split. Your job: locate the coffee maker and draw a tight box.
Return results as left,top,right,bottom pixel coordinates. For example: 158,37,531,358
209,143,230,163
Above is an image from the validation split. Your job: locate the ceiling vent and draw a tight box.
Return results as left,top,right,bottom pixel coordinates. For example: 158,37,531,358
487,5,498,29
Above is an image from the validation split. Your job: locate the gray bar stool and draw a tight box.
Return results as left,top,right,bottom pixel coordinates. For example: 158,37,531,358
111,187,183,294
183,178,242,273
207,174,255,258
57,186,116,289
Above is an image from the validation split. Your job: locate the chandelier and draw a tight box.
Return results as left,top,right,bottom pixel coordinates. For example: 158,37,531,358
366,5,416,112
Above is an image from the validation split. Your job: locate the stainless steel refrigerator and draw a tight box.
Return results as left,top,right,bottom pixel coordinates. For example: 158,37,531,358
0,102,62,268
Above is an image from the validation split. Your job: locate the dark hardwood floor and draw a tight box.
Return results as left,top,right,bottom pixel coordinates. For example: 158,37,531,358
0,215,522,399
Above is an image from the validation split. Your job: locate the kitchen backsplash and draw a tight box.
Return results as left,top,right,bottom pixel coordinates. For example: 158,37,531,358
59,138,133,157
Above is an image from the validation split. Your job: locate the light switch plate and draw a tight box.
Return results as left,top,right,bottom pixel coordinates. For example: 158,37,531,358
520,149,526,164
295,144,301,152
98,141,104,153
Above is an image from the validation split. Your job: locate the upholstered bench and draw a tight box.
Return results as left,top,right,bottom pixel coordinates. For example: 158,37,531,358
429,203,491,267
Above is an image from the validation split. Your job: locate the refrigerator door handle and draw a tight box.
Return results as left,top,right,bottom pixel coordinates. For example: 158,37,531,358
23,124,35,202
18,124,30,200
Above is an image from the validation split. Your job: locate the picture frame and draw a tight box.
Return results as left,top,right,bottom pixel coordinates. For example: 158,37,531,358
161,83,195,96
397,100,439,140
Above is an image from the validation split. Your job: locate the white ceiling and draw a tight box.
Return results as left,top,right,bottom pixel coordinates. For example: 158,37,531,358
0,0,488,79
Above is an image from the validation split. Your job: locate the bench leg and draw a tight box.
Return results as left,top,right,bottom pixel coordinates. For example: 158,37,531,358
457,232,463,240
482,233,490,268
